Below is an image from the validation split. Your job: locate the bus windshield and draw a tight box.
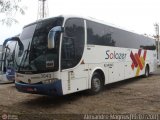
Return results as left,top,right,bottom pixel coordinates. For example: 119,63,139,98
0,42,17,73
18,17,64,74
0,45,3,74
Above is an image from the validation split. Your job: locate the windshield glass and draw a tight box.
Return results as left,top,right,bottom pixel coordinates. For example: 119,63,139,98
0,45,2,73
0,42,17,74
0,45,4,74
17,17,64,74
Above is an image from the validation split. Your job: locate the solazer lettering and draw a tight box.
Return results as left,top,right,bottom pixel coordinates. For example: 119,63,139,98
105,50,127,59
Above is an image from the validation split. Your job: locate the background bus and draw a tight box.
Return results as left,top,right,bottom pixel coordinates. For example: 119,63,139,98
15,15,157,95
0,39,18,83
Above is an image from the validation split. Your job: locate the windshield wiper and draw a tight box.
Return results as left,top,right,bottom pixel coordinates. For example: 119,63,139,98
18,42,31,71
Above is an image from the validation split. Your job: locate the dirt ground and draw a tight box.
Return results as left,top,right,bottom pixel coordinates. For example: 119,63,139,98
0,68,160,120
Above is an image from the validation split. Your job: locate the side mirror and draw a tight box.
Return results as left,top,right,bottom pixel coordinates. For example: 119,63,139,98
48,26,64,49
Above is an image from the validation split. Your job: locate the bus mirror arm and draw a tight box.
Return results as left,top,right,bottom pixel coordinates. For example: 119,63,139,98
48,26,64,49
3,37,24,56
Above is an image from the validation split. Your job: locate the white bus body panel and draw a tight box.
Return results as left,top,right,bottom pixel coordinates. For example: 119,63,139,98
61,64,88,95
61,45,156,95
84,45,157,87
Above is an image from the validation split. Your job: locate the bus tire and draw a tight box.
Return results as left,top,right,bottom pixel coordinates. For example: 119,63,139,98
144,65,149,77
88,72,103,95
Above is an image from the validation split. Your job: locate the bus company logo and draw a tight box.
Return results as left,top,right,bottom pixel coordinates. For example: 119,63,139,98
105,50,127,60
130,49,147,76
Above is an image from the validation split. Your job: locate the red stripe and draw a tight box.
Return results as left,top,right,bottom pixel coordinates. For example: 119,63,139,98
143,50,147,60
130,51,138,67
138,49,141,57
135,53,143,70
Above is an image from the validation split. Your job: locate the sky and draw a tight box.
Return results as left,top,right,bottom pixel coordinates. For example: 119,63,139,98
0,0,160,45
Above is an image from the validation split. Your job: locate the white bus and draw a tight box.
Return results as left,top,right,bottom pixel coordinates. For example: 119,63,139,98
14,15,157,95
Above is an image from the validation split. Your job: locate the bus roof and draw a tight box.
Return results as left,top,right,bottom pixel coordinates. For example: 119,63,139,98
23,15,154,40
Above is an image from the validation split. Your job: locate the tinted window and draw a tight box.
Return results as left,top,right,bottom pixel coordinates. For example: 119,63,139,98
139,36,156,50
20,25,36,40
87,21,115,46
30,17,63,60
112,29,140,49
113,29,156,50
87,20,156,50
29,17,63,72
61,18,85,69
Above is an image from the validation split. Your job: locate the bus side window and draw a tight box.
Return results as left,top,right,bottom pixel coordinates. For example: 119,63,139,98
87,20,115,46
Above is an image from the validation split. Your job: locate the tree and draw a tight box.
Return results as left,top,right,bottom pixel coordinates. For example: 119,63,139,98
0,0,26,26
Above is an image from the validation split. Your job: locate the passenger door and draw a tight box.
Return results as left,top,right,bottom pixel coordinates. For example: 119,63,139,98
60,18,88,95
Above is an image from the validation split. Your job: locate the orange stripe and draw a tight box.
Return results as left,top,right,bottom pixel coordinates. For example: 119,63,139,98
135,53,143,70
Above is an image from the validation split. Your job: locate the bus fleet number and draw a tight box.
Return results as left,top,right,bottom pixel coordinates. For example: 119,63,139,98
41,74,51,79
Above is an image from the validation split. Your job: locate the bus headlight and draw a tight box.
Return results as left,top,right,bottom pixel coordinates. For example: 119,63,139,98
42,79,58,84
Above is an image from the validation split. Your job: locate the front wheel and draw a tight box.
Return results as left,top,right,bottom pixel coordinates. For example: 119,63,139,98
88,72,103,95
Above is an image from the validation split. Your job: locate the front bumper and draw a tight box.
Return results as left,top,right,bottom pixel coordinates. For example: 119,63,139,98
0,74,14,83
15,80,63,96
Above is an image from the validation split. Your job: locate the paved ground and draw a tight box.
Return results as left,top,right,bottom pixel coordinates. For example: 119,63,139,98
0,68,160,120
